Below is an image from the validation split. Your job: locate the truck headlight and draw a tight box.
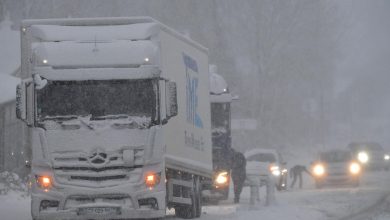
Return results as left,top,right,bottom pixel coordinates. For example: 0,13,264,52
214,171,229,186
269,165,281,176
384,154,390,161
313,164,325,176
36,175,53,191
349,162,361,175
357,151,369,164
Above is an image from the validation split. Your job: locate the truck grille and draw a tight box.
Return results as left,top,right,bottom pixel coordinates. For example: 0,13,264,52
52,149,144,187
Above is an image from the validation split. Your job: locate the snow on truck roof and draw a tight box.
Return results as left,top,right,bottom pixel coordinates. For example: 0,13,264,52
209,72,228,95
23,17,208,52
244,148,279,158
30,23,159,42
209,65,233,103
24,17,208,69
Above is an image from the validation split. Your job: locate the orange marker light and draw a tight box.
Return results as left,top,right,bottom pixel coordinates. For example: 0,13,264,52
37,176,52,190
145,173,160,188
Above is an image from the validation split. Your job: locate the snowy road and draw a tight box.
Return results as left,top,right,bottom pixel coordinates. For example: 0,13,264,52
1,171,390,220
198,171,390,220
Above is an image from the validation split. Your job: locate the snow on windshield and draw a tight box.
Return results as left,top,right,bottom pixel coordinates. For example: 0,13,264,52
36,79,156,120
247,153,276,163
320,151,351,163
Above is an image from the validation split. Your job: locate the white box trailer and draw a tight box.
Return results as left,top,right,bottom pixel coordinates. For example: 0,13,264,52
17,17,212,220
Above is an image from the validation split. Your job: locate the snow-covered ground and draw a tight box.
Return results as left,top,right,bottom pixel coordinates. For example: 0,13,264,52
200,171,390,220
1,171,389,220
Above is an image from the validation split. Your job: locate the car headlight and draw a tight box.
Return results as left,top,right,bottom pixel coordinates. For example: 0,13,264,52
384,154,390,161
214,171,229,186
269,165,281,176
313,164,325,176
349,162,361,175
357,151,369,164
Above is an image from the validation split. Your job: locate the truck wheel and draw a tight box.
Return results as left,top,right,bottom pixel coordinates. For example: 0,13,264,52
175,177,198,219
194,176,202,217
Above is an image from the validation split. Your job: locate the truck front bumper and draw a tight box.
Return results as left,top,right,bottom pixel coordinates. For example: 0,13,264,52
31,183,166,220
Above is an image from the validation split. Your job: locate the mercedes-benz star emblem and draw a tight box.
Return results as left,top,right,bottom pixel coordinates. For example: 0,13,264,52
88,148,108,166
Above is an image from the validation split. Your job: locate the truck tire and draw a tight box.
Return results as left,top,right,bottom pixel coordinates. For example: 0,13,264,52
194,176,202,217
175,177,200,219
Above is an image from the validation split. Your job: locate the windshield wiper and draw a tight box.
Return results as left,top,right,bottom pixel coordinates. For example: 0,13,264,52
90,114,129,121
42,115,78,121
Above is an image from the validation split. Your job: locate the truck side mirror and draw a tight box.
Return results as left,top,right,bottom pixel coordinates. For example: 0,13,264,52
16,79,33,125
16,83,27,120
166,81,178,118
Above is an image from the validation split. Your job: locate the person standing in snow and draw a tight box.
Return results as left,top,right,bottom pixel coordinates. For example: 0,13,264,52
231,150,247,203
289,165,311,189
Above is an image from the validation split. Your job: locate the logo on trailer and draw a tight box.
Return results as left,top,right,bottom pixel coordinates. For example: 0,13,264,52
183,53,203,128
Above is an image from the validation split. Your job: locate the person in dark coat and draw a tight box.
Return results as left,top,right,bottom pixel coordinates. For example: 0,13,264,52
289,165,311,189
231,150,247,203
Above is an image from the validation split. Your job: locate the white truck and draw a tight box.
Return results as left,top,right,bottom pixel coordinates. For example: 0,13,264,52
16,17,212,220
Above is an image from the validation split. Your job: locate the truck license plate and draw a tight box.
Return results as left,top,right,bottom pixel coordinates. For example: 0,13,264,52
78,207,120,215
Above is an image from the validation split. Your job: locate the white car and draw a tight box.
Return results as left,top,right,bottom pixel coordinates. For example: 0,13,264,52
312,150,361,188
244,148,288,190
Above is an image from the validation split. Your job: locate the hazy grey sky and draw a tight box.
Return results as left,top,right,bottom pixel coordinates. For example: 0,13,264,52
335,0,390,94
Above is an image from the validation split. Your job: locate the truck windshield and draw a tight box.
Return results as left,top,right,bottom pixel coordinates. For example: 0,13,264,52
36,79,156,120
211,103,231,149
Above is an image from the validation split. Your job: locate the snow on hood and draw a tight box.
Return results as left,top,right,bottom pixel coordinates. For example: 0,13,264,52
0,18,20,76
0,74,20,104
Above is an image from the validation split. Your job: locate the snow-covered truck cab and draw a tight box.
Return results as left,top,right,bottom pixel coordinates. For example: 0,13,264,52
16,17,212,220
